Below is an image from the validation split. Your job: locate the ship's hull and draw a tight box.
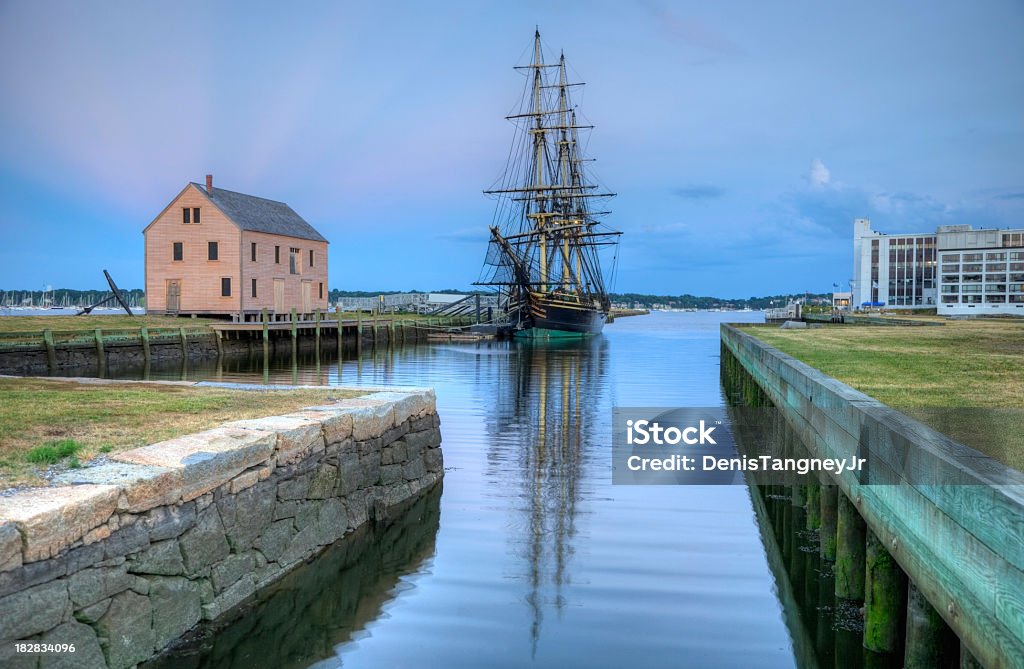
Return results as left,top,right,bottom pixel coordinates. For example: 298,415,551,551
515,299,606,338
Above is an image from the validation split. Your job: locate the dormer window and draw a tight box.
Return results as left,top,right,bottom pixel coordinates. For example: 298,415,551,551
183,207,200,224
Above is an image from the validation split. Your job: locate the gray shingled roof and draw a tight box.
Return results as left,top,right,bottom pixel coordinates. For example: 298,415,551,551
192,183,328,243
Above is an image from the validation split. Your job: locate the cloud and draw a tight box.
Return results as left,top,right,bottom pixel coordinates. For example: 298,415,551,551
436,227,487,244
671,185,725,201
635,0,743,56
808,158,830,189
784,161,1004,236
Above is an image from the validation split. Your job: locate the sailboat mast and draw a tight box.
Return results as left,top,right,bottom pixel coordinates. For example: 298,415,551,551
557,53,570,292
532,31,549,293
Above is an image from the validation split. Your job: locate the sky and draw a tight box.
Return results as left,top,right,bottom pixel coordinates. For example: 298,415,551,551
1,1,1022,298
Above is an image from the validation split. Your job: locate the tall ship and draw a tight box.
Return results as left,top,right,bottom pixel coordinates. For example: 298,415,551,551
477,31,621,338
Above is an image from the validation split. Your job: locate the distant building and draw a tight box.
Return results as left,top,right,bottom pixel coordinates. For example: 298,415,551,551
144,175,329,318
852,218,1024,316
831,291,852,310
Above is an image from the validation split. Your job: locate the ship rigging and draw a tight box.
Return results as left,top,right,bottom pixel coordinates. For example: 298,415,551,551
476,30,621,337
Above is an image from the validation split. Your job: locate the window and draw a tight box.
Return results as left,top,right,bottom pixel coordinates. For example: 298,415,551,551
182,207,200,224
319,282,323,299
172,242,183,261
251,278,257,298
251,242,257,262
275,246,280,264
309,249,314,267
221,277,231,297
290,247,300,274
208,241,218,261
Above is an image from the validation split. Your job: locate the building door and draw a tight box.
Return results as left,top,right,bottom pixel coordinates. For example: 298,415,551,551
302,281,312,314
166,280,181,313
273,279,285,314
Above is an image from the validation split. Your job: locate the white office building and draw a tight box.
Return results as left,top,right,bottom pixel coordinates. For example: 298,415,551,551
852,219,1024,316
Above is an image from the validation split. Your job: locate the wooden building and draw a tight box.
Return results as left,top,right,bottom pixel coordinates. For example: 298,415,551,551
144,175,329,318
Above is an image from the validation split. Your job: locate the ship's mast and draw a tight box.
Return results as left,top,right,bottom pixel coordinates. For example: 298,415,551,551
531,31,548,293
476,30,621,312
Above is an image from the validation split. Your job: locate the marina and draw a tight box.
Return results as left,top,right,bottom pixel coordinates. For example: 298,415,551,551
1,4,1022,668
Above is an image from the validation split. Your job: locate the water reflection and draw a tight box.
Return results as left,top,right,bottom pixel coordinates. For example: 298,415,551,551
37,312,805,668
724,400,900,669
489,338,608,654
144,484,442,669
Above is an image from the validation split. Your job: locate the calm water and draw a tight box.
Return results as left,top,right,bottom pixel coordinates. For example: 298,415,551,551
100,311,815,667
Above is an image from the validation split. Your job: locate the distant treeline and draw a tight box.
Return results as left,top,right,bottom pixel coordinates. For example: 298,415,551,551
2,287,830,311
328,289,830,310
0,288,146,308
610,292,831,310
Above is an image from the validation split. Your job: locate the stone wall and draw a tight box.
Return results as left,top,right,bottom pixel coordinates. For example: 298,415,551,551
0,387,443,669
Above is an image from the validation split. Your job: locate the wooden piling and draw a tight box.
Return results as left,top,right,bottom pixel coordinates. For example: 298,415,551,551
905,582,943,668
792,483,805,508
864,528,903,653
261,308,269,359
290,307,298,359
356,311,363,355
140,327,151,363
215,330,223,357
805,484,821,530
960,643,984,669
178,327,188,357
820,484,838,561
94,328,105,369
835,493,866,600
42,329,56,370
335,306,343,361
314,309,321,360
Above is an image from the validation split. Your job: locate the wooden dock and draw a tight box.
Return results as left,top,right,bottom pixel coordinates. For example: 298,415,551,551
0,310,479,375
721,323,1024,668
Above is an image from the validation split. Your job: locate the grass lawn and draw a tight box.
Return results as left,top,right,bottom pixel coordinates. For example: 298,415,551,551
0,378,365,489
745,320,1024,469
0,314,218,334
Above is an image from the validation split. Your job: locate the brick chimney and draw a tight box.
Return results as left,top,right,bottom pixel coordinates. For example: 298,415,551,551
205,174,213,193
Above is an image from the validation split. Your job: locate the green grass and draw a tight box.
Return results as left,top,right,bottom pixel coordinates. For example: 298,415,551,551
744,320,1024,469
25,439,83,464
0,378,366,488
0,314,218,335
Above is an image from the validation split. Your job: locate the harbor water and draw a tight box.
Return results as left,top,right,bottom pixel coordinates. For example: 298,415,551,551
50,311,827,668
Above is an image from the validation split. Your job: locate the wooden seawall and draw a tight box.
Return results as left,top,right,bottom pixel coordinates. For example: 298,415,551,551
721,323,1024,668
0,311,475,375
